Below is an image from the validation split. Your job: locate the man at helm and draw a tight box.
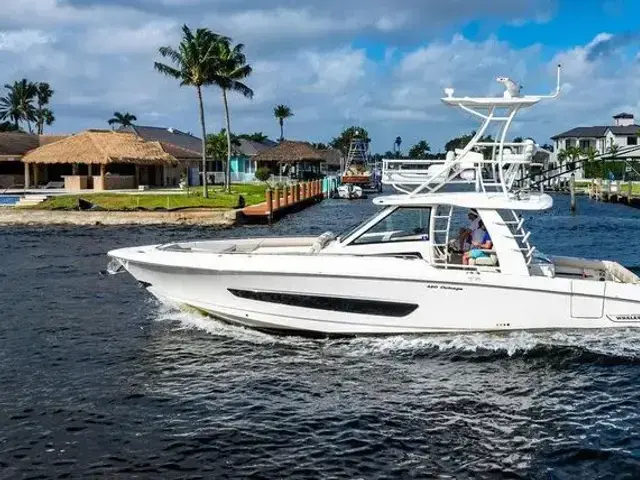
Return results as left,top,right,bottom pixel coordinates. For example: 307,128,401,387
456,209,481,252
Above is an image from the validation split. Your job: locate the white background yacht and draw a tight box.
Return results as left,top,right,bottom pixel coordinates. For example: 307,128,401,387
108,67,640,335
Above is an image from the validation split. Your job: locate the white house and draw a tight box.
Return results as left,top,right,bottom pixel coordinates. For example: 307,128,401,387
550,113,640,178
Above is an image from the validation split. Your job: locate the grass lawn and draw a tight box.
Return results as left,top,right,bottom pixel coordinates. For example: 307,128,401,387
575,180,640,195
28,184,268,211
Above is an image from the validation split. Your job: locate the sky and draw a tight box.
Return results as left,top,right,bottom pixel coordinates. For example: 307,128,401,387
0,0,639,153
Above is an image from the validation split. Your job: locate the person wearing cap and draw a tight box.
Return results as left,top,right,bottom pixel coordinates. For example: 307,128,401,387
456,209,481,251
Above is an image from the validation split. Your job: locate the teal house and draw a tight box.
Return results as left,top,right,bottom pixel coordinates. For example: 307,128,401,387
228,138,277,182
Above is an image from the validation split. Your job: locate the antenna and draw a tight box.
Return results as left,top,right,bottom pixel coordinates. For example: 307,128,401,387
537,64,562,99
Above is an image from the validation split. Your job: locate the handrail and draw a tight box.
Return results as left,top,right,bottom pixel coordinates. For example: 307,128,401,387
1,184,25,195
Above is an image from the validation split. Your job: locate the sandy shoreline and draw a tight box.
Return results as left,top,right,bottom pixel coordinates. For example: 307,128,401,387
0,208,239,226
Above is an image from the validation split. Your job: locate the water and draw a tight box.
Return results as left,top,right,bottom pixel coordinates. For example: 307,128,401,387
2,194,640,478
0,196,20,206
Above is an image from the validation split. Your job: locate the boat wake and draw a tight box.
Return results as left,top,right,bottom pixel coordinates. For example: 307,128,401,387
149,301,640,363
329,330,640,363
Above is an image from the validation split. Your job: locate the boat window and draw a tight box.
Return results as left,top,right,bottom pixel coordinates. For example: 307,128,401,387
352,207,431,245
336,209,385,241
228,289,418,317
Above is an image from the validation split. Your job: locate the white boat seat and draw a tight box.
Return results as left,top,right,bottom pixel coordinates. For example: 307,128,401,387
469,250,498,267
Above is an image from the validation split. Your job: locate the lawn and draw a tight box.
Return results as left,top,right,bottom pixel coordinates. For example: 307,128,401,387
575,180,640,195
29,184,268,211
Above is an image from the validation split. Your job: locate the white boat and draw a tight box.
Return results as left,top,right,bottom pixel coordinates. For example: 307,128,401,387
107,66,640,335
337,184,364,199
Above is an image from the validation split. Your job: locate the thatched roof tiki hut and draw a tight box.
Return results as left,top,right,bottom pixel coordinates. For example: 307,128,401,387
252,141,326,180
22,130,178,191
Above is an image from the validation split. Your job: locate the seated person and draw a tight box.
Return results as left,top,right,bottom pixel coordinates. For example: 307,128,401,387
454,209,480,252
463,221,493,265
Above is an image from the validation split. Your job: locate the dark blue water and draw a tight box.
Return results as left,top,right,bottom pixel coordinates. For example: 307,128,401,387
2,194,640,479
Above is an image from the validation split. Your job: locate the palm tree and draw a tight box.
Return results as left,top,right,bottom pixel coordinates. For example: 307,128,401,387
0,79,37,131
408,140,431,159
35,82,54,134
394,136,402,158
273,104,293,141
209,38,254,192
35,108,55,134
108,111,137,129
155,25,228,198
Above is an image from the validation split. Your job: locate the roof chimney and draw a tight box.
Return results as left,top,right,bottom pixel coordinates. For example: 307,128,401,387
613,112,634,127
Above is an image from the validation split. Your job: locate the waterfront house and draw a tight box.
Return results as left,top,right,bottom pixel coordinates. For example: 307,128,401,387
117,125,202,186
0,133,68,189
319,147,343,174
22,130,177,191
551,113,640,178
225,138,278,183
252,140,326,180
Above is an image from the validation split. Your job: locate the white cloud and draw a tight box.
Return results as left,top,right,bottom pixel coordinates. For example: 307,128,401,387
0,30,53,52
82,21,180,54
1,0,638,154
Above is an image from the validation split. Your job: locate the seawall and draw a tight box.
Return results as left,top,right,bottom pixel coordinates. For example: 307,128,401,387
0,208,239,227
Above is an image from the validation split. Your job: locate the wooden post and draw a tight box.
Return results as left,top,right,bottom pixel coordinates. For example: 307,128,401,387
265,189,273,224
33,164,39,188
282,186,289,207
295,183,301,202
628,179,633,204
569,173,576,212
273,187,280,210
23,163,30,190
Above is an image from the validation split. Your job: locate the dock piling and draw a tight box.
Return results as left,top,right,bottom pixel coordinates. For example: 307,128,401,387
569,173,576,212
265,189,273,224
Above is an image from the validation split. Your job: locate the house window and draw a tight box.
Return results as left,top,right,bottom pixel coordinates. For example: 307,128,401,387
628,136,638,146
353,207,431,245
564,139,572,150
579,140,591,150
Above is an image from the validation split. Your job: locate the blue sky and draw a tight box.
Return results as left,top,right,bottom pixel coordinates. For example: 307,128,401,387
0,0,639,152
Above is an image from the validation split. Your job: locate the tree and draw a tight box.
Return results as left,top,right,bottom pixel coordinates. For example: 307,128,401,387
255,166,271,186
444,131,495,158
513,136,523,143
209,38,254,193
206,129,241,185
0,121,21,132
238,132,268,143
559,146,582,172
0,79,37,131
155,25,228,198
408,140,431,159
35,82,54,134
330,126,371,154
383,150,395,158
584,145,602,179
394,136,402,157
273,104,293,141
541,143,554,152
108,111,137,129
311,142,328,150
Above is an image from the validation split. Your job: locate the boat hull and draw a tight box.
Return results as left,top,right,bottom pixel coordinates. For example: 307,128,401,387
109,249,640,335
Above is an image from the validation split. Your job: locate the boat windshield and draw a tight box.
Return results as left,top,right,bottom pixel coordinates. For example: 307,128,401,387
337,209,385,241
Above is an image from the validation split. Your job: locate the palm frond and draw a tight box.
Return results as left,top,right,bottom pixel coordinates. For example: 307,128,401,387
229,64,252,80
154,62,182,79
228,80,254,99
